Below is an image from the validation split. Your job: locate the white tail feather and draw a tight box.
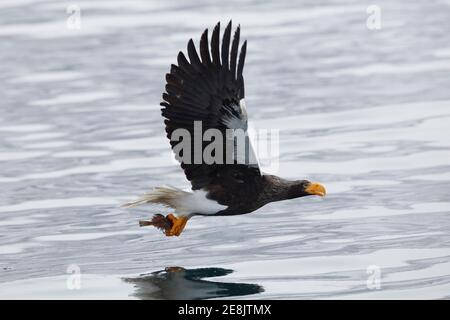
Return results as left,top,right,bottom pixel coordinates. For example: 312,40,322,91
121,186,189,209
122,186,228,215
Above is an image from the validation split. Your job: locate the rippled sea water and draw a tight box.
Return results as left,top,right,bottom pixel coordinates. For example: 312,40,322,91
1,0,450,299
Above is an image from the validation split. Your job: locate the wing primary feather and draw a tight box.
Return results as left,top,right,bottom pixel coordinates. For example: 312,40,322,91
211,22,221,67
221,20,232,69
177,52,210,92
187,39,202,71
230,25,240,79
200,29,212,65
237,40,247,99
177,51,194,74
237,40,247,81
188,38,217,92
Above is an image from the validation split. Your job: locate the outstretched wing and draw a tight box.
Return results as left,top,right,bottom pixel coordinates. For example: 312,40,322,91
161,21,261,191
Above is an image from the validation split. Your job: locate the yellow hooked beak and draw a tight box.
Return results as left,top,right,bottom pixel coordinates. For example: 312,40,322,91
305,182,326,197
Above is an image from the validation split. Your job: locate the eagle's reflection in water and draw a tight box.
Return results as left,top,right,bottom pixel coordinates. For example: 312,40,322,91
123,267,263,300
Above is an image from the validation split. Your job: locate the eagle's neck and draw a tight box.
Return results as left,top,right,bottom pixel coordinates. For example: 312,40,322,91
261,175,304,203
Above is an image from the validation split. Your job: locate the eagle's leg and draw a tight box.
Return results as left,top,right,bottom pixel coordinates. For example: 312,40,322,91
165,213,190,237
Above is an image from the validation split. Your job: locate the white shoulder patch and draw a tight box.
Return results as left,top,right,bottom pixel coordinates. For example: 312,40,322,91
239,99,248,121
221,99,248,130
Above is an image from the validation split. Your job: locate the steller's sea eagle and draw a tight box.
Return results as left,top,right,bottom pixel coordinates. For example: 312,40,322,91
123,21,326,236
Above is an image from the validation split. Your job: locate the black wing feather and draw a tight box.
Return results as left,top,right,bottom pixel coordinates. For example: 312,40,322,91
211,22,221,67
161,21,258,193
221,21,232,70
236,40,247,99
200,29,212,66
230,25,240,79
187,39,202,71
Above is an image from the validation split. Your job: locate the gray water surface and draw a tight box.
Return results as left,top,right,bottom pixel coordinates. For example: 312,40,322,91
1,0,450,299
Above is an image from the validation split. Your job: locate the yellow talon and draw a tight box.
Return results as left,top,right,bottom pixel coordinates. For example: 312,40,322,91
165,213,190,237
